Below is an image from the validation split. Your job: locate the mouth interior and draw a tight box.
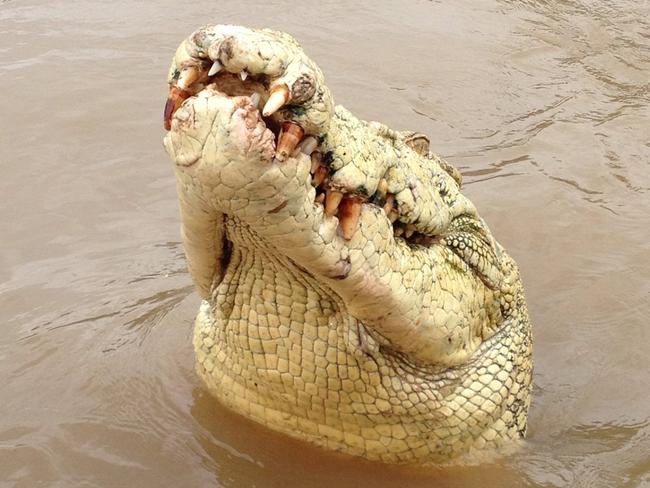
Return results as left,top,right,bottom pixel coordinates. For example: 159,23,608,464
201,72,283,137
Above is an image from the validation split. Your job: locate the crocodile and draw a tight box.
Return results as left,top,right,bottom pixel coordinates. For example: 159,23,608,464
162,24,533,464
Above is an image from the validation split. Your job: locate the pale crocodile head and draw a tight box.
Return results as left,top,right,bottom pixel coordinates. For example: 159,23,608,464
163,25,532,463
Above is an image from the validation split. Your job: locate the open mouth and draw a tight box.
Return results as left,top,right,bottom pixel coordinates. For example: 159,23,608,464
163,62,441,247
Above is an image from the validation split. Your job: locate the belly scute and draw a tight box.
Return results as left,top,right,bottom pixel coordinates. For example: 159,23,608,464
165,24,533,464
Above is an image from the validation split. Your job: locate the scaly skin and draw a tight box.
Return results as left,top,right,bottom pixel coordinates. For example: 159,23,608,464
163,25,532,464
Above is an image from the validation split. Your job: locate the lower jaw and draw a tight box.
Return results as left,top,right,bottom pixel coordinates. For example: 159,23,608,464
191,221,525,463
194,299,523,464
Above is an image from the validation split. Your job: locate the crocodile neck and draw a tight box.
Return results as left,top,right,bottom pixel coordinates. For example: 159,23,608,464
192,217,531,462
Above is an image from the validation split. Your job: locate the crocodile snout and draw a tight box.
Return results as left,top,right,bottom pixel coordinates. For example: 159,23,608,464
164,87,276,171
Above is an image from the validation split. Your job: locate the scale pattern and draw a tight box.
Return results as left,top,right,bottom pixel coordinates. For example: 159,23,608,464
164,24,533,463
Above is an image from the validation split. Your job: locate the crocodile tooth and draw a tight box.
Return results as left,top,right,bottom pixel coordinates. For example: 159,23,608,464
240,70,248,81
315,192,325,204
164,98,175,130
299,136,319,155
250,92,261,108
310,152,322,174
388,209,399,223
383,194,395,215
262,84,290,117
325,190,344,216
164,87,191,130
376,178,388,198
208,60,222,76
177,66,200,90
276,122,304,161
313,165,328,187
394,226,404,237
405,225,415,238
338,197,362,240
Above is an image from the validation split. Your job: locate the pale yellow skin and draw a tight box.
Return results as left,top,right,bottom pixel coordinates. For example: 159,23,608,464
163,25,533,464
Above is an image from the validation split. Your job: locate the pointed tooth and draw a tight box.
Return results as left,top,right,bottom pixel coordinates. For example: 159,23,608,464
394,226,404,237
405,226,415,238
383,194,395,215
338,198,363,240
163,87,191,130
315,193,325,204
388,209,399,223
325,190,344,216
250,92,261,108
299,136,319,155
275,121,304,161
164,98,175,130
177,66,200,90
312,165,328,187
310,152,322,174
377,178,388,198
262,84,290,117
240,70,248,81
208,60,223,76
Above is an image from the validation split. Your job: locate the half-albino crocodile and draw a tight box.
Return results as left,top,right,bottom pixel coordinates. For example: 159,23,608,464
163,24,532,464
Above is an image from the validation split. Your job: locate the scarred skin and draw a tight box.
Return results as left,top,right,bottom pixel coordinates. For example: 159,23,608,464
163,25,533,464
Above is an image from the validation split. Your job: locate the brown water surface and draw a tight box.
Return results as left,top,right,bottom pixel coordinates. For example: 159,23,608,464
1,0,649,486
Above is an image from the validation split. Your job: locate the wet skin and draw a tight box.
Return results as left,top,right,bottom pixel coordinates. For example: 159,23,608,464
163,24,533,463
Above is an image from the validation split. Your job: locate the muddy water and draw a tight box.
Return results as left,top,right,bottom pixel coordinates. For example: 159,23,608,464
1,0,649,486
